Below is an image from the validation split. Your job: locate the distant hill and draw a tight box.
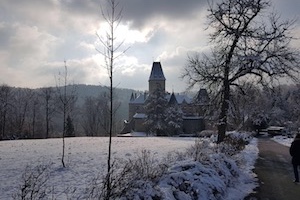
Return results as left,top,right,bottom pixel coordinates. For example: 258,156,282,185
73,84,139,120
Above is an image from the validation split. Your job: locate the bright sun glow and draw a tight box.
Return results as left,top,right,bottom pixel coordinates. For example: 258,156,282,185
96,22,153,45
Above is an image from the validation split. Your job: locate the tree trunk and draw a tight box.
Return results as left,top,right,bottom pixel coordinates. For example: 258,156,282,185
217,47,232,143
217,77,230,143
46,98,49,138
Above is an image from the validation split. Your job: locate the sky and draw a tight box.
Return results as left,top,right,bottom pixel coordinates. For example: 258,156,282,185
0,0,300,92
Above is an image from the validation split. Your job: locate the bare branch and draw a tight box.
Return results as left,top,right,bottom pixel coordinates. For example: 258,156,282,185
183,0,300,143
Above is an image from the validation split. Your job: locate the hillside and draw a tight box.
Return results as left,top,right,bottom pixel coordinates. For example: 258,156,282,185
72,84,139,121
0,84,141,139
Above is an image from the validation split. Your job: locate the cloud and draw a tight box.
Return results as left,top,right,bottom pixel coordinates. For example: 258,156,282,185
10,24,60,61
0,0,299,92
123,0,207,29
0,22,63,87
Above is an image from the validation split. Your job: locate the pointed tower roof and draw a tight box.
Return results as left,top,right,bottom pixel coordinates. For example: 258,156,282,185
194,89,209,104
149,62,166,81
130,92,135,102
168,92,178,105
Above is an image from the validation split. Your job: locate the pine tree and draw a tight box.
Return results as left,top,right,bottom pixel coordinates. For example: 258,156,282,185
165,105,183,136
65,115,75,137
144,87,168,136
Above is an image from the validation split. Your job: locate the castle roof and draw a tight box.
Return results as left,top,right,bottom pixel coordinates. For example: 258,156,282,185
149,62,166,81
133,113,147,119
194,89,210,104
130,92,192,105
168,92,178,105
130,93,147,104
167,93,192,104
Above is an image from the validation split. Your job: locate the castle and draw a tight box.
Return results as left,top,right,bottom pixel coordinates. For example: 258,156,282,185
121,62,209,135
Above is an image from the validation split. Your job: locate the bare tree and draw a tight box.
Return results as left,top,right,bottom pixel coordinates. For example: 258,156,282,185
82,96,99,136
0,84,12,140
56,61,77,167
40,87,56,138
183,0,300,143
28,92,42,138
228,83,260,130
81,94,110,136
11,88,34,138
289,85,300,127
96,0,128,198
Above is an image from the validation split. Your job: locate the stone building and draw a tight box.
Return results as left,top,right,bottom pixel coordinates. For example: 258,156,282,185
121,62,209,134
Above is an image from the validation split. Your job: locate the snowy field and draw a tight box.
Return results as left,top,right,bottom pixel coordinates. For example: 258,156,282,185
0,134,258,199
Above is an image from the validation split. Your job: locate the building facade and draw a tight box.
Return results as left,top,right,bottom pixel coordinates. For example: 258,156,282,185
121,62,209,135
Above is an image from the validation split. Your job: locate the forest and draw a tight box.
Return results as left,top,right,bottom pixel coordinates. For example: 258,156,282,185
0,83,300,140
0,84,134,140
219,83,300,133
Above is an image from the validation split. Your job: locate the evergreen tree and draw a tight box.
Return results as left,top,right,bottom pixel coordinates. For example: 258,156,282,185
65,115,75,137
144,87,168,136
165,105,183,136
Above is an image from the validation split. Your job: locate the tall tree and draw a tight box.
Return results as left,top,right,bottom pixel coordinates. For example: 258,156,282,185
144,87,168,136
0,85,12,140
289,85,300,127
12,88,34,138
228,83,261,130
81,94,109,136
96,0,128,198
40,87,56,138
183,0,300,143
65,115,75,137
56,61,77,167
82,96,101,136
28,92,41,138
165,105,183,136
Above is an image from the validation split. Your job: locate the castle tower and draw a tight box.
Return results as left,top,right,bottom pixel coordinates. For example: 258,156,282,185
148,62,166,94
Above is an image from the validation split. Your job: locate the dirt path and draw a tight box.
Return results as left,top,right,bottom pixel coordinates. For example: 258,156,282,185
247,136,300,200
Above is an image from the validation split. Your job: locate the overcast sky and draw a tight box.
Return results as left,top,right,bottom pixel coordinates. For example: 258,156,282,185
0,0,299,92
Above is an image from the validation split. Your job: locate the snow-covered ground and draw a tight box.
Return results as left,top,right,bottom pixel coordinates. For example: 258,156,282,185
271,135,294,147
0,134,258,199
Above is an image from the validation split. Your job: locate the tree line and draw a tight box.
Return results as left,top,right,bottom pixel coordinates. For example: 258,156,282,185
0,84,130,140
143,82,300,136
1,83,300,140
209,83,300,133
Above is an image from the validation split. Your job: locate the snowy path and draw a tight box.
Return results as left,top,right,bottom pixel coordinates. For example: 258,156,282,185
248,136,300,200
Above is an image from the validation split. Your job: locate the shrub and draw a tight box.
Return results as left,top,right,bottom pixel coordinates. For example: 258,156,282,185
13,162,51,200
86,150,167,199
218,132,253,156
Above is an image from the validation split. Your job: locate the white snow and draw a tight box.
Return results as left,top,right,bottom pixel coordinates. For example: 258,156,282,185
118,132,148,137
0,134,259,199
271,135,294,147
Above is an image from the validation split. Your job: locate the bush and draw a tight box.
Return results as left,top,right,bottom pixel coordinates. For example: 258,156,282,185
218,132,253,156
13,162,51,200
86,150,167,199
186,138,216,162
197,130,217,138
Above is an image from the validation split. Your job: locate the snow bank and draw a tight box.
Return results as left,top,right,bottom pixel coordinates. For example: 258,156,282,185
115,132,259,200
272,135,293,147
157,134,258,200
118,132,148,137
